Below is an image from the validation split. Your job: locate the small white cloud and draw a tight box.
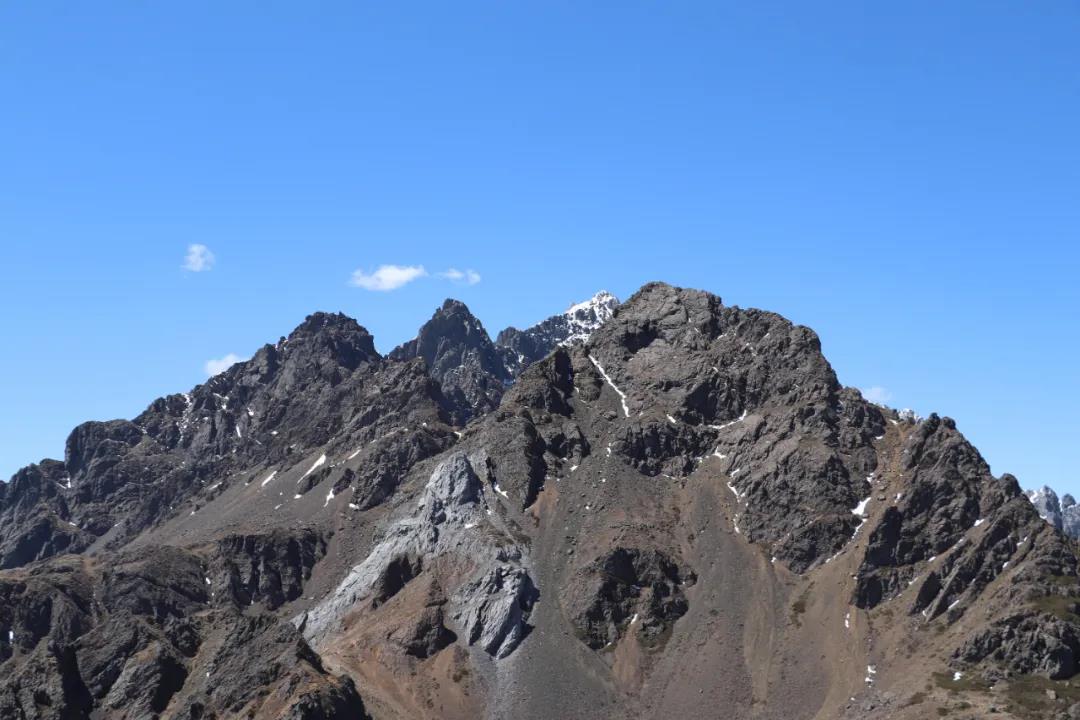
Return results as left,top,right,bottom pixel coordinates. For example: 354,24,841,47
182,244,215,272
349,264,427,291
439,268,481,285
861,386,893,405
204,353,245,377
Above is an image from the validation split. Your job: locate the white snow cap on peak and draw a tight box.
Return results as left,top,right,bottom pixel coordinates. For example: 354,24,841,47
559,291,619,346
566,290,618,316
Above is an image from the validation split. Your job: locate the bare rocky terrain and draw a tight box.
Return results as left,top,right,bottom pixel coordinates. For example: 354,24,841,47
3,284,1080,719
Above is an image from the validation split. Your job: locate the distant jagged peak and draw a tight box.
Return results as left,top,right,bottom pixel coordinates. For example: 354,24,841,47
1024,484,1080,537
390,298,501,370
494,290,620,375
389,298,506,424
558,290,620,347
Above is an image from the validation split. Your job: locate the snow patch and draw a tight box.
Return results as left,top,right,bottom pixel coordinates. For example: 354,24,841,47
709,410,748,431
260,471,277,488
298,454,327,482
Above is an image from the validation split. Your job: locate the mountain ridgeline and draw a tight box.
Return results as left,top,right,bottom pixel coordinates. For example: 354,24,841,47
1,284,1078,720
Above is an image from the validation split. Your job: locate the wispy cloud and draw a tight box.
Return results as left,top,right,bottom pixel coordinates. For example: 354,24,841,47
349,264,427,291
182,244,215,272
205,353,245,376
861,386,893,405
439,268,481,285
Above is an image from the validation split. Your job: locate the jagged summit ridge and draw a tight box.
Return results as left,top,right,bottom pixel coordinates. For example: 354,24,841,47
392,290,621,422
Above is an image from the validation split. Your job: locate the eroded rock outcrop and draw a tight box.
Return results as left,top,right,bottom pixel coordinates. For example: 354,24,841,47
564,547,695,650
299,453,537,659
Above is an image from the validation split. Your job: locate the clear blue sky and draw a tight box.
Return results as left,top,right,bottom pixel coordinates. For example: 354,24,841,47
2,3,1078,494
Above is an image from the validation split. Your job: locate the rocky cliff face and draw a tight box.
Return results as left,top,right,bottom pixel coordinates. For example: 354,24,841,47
2,283,1079,720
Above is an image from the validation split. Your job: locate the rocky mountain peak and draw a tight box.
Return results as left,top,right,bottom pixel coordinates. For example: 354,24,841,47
559,289,620,344
282,311,379,370
390,299,507,423
495,289,621,377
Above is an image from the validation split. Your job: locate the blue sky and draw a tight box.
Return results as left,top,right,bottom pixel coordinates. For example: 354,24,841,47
2,2,1078,494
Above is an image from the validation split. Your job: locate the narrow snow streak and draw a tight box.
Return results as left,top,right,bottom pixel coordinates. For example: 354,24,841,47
588,355,630,417
709,410,748,431
260,471,277,488
298,454,327,483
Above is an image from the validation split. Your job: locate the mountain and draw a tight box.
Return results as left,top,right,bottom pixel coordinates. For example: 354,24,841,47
1026,485,1080,538
2,283,1079,719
